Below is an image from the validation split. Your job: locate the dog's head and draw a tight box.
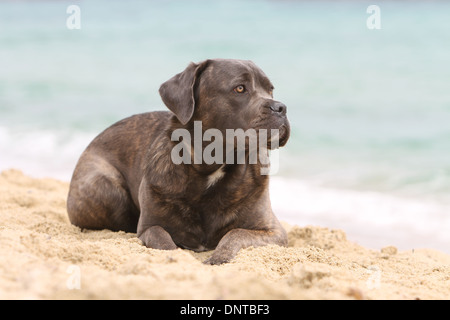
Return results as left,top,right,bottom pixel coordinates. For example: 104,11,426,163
159,59,290,148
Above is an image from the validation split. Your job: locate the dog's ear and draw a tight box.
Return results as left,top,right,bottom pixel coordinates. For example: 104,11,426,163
159,60,209,125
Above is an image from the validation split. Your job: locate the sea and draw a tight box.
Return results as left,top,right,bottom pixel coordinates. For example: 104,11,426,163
1,0,449,253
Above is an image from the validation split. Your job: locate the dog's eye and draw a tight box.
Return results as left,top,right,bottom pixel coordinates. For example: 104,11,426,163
234,85,246,93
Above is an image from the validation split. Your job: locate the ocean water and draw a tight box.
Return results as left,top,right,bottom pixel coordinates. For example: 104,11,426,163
1,0,449,253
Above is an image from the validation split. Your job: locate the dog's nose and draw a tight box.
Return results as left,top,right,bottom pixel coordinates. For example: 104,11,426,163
270,102,287,115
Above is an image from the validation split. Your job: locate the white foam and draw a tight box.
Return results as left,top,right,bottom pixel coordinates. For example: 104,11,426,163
270,176,450,254
0,126,95,181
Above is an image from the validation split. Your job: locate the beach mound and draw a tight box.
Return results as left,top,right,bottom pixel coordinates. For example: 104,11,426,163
1,169,449,299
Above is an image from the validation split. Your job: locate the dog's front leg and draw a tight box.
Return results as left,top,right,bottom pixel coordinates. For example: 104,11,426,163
137,177,178,250
138,225,178,250
204,228,287,265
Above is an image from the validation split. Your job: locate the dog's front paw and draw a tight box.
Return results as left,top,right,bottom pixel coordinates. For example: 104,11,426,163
204,255,230,265
138,225,178,250
203,249,235,265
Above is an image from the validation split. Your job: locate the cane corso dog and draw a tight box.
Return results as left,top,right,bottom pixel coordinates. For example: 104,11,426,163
67,59,290,264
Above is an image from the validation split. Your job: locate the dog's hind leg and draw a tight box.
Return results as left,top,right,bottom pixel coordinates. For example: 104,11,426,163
67,155,139,233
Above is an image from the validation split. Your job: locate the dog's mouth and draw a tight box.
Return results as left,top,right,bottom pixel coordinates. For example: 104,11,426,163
263,115,290,149
266,122,289,149
278,122,290,147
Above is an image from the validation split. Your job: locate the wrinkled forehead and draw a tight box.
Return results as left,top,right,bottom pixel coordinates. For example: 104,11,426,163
202,59,273,89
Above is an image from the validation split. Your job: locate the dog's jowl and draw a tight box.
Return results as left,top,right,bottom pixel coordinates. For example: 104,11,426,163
67,59,290,264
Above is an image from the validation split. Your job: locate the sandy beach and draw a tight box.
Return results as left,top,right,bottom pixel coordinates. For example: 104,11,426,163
0,168,449,300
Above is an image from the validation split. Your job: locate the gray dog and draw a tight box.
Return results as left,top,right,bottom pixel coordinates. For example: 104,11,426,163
67,59,290,264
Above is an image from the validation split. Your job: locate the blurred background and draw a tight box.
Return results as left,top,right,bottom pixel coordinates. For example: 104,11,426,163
0,0,449,253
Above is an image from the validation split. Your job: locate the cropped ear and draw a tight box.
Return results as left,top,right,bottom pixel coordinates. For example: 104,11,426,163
159,60,209,125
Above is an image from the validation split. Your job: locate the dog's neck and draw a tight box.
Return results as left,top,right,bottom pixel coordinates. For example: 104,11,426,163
168,116,268,181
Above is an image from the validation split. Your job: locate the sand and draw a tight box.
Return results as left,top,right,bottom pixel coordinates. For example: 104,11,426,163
0,169,449,300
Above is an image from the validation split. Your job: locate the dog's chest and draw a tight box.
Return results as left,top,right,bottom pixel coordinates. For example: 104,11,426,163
170,181,244,250
205,165,226,189
161,165,265,251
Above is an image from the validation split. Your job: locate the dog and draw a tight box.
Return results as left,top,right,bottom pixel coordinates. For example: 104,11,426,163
67,59,290,264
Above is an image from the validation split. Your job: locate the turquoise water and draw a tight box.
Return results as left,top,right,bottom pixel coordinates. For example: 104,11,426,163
1,0,450,251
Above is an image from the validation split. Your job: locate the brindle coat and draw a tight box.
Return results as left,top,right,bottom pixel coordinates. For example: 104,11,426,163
67,59,290,264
